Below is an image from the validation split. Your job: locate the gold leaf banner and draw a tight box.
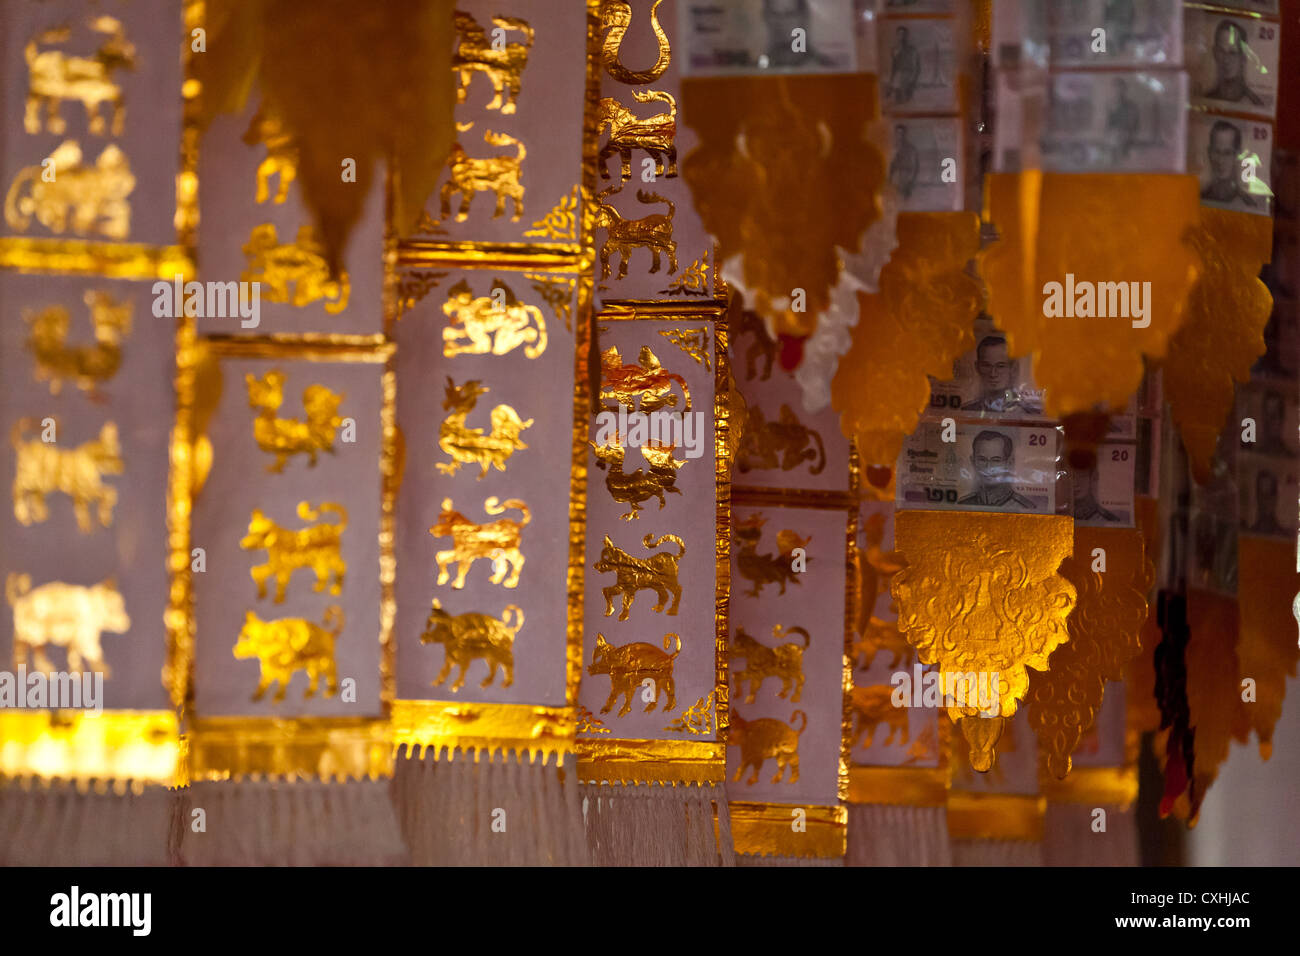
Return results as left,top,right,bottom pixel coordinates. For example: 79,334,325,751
1236,536,1300,760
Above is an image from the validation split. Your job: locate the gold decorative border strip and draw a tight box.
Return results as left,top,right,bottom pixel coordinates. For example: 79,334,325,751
199,336,393,361
729,801,847,858
0,711,180,785
184,717,391,782
396,241,583,270
0,239,192,279
1041,766,1138,811
391,701,573,760
598,301,727,321
731,487,859,509
578,739,726,784
847,766,949,806
947,792,1046,841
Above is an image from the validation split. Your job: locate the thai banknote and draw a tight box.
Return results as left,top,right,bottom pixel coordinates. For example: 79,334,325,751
1185,7,1280,119
1071,443,1136,527
1047,0,1182,68
880,16,960,113
1187,110,1274,216
992,0,1050,69
679,0,858,76
1040,71,1188,173
1238,453,1298,539
1185,427,1238,595
889,116,964,212
926,316,1046,419
897,421,1060,514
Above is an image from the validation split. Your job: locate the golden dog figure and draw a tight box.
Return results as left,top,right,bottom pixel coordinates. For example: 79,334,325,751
728,709,805,785
242,104,298,204
441,279,547,359
430,496,529,590
245,370,345,473
734,514,811,597
451,11,534,114
240,501,348,604
736,404,826,476
440,129,526,223
233,606,343,702
593,532,685,621
731,624,810,705
241,223,350,313
437,378,533,478
593,188,677,281
849,685,909,750
11,418,122,533
24,289,132,398
421,599,522,692
588,632,680,716
590,435,684,520
5,140,134,239
599,345,690,413
24,17,136,136
7,573,129,677
597,90,677,182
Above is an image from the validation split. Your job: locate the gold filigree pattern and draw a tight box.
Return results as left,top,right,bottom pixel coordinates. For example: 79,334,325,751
577,705,612,735
523,185,579,240
658,326,710,369
1158,208,1274,483
659,252,708,296
525,272,576,331
1237,538,1300,760
7,574,129,675
1027,526,1152,778
665,692,715,736
830,212,980,468
892,511,1076,770
979,172,1200,419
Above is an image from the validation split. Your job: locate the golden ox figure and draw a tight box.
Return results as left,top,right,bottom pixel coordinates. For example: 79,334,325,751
7,574,129,677
421,599,522,692
24,17,136,136
441,279,546,359
233,606,343,702
430,496,530,590
5,140,134,240
588,632,680,717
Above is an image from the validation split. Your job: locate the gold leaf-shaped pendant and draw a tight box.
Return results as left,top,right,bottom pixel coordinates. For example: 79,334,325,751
830,212,981,468
980,172,1200,418
1027,525,1153,779
1236,537,1300,760
1157,209,1273,483
892,511,1076,771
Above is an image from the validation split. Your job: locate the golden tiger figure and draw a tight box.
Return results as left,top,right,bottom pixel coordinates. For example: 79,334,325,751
11,418,123,533
441,280,547,359
240,501,348,603
245,370,345,473
731,624,809,704
421,599,522,692
593,532,684,621
440,129,526,223
429,496,529,590
849,685,909,750
592,188,677,281
233,606,343,702
24,289,132,398
728,709,805,785
588,632,680,717
24,17,136,136
7,573,129,677
5,139,134,239
436,378,533,478
451,11,534,114
242,104,298,204
241,223,350,313
599,345,690,413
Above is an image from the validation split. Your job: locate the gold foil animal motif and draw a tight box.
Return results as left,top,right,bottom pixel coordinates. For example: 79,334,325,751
24,17,136,136
429,497,530,589
849,685,909,750
599,345,690,412
242,105,298,204
437,378,533,477
852,511,912,669
245,370,345,473
597,90,677,182
736,404,826,475
590,436,684,520
734,514,810,597
729,709,805,785
240,501,348,603
7,574,129,676
421,599,522,692
234,606,343,702
451,11,533,114
737,309,778,381
588,632,680,716
24,290,132,398
600,0,670,85
593,532,684,621
593,188,677,281
731,624,810,705
241,224,350,313
441,130,526,222
442,280,547,359
11,418,122,533
5,140,134,239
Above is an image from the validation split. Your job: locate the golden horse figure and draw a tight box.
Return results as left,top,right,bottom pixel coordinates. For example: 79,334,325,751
245,370,346,473
599,345,690,413
241,223,350,313
7,574,129,677
422,599,522,692
24,16,136,136
5,140,134,239
728,709,806,785
24,289,133,398
234,606,343,702
599,0,670,85
441,280,547,359
240,501,348,604
593,188,677,281
430,496,530,590
436,378,533,477
11,418,123,533
597,90,677,182
451,11,534,114
441,130,526,223
588,632,680,717
242,104,298,204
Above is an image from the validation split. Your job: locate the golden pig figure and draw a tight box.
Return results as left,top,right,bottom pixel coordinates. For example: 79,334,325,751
24,289,132,398
588,632,680,717
242,105,298,204
421,598,522,692
430,496,530,590
240,501,348,603
451,11,534,114
5,140,134,239
241,223,350,313
589,435,684,520
24,17,136,137
593,532,684,620
599,345,690,413
849,685,909,750
11,418,123,533
436,378,533,478
593,188,677,281
597,90,677,182
728,709,806,785
731,624,810,705
245,370,345,473
7,573,129,677
441,130,526,223
441,280,547,359
234,606,343,702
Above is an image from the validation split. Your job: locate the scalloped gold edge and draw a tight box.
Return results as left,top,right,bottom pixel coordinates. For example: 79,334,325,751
729,801,846,858
0,711,180,784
